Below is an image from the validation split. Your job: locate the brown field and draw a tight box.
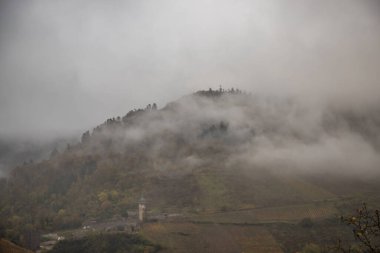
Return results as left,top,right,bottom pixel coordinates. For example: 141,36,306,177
141,222,283,253
0,239,33,253
191,203,338,224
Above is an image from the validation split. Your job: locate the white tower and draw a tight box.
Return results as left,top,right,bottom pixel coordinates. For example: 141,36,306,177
138,196,146,222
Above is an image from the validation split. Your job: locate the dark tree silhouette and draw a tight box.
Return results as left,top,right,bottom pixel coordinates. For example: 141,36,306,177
81,131,90,143
50,147,59,159
335,203,380,253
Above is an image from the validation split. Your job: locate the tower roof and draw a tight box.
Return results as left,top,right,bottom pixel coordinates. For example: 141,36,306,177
139,195,146,204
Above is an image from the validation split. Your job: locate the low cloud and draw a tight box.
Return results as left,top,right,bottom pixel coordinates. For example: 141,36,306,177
77,92,380,178
0,0,379,138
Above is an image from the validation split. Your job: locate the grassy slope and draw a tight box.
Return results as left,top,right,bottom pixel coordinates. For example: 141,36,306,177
141,223,283,253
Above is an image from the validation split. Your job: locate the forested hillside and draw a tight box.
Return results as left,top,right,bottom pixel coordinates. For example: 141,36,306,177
1,89,380,251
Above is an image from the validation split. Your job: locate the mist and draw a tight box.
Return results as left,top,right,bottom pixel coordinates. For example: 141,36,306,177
0,0,380,139
67,91,377,181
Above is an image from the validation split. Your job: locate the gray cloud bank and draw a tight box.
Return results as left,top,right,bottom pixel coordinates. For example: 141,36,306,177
0,0,379,139
75,92,380,178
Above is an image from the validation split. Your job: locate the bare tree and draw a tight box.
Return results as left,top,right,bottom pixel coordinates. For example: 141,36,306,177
335,203,380,253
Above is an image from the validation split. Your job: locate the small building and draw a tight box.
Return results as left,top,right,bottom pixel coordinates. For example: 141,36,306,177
39,240,57,252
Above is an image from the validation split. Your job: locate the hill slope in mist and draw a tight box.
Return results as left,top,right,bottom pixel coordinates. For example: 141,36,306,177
0,136,78,178
1,89,380,243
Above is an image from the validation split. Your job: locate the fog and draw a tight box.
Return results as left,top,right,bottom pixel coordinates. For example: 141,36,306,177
67,91,377,180
0,0,380,175
0,0,379,139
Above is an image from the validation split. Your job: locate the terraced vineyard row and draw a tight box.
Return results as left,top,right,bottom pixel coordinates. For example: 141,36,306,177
191,203,338,224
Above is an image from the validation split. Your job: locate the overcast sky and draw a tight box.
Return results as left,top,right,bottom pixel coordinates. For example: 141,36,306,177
0,0,379,139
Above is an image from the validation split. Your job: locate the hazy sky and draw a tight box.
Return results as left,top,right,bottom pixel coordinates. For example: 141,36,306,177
0,0,379,139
